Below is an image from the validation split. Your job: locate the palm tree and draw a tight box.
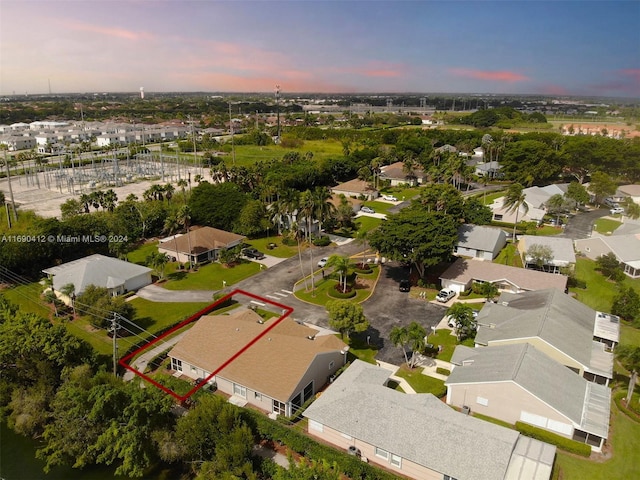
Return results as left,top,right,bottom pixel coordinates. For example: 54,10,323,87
299,190,316,243
146,252,168,280
356,230,369,266
390,326,410,366
177,179,188,200
163,214,182,265
312,186,336,234
623,198,640,220
177,205,193,269
102,189,118,212
502,183,528,241
42,276,58,317
164,183,175,203
60,283,76,317
326,255,350,292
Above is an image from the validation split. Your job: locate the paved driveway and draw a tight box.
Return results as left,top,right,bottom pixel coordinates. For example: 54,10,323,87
557,207,610,240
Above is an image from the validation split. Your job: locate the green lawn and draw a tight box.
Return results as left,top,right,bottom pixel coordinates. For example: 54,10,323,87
494,243,524,268
553,404,640,480
477,189,507,206
395,365,447,397
126,241,160,265
294,266,379,306
593,218,622,235
346,337,379,364
534,226,564,236
355,215,383,234
230,139,343,167
243,236,299,258
162,260,261,290
427,328,475,362
381,186,422,202
1,282,51,318
362,200,394,215
570,258,640,313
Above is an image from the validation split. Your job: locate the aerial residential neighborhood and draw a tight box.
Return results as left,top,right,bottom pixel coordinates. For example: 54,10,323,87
1,2,639,480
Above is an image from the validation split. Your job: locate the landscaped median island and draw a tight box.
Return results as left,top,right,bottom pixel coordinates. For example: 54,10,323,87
294,256,381,305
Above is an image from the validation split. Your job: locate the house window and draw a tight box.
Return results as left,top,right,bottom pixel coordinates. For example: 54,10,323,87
303,381,314,402
476,396,489,406
273,400,286,415
374,447,389,461
494,214,503,221
390,454,402,468
254,392,262,400
171,358,182,372
329,361,335,370
233,384,246,398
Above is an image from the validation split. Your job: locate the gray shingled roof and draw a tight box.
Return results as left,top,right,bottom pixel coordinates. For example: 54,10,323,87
304,360,523,480
520,236,576,265
457,224,507,252
475,289,596,369
446,344,610,438
42,254,151,294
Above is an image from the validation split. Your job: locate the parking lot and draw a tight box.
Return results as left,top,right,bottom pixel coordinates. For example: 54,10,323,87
233,242,448,365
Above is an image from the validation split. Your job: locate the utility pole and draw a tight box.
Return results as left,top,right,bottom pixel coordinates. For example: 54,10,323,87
229,102,236,165
112,313,119,377
275,84,281,144
2,147,17,223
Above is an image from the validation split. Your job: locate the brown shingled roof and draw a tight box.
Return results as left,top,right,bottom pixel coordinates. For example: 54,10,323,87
168,309,347,402
161,226,245,255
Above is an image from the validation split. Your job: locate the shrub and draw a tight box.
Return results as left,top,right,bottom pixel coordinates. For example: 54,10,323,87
515,422,591,457
328,286,357,299
352,264,372,274
436,367,451,376
312,235,331,247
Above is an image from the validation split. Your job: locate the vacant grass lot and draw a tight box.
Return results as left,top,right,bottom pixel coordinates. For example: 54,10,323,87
162,260,261,290
230,139,343,167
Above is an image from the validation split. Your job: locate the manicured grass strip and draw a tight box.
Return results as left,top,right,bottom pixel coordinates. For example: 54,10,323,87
126,241,159,265
1,282,51,318
162,260,261,290
244,236,299,258
395,365,447,397
593,218,622,234
346,337,379,365
494,243,524,268
355,215,383,234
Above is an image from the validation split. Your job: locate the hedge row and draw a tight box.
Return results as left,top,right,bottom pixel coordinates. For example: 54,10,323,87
328,288,357,299
515,422,591,457
436,367,451,376
244,409,401,480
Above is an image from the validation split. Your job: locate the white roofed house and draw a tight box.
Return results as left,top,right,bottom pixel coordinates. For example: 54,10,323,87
446,344,611,452
304,360,556,480
42,254,152,302
454,224,507,261
517,235,576,274
474,289,620,385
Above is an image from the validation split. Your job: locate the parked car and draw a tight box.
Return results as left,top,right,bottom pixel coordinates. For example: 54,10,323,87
610,207,625,215
381,194,398,201
242,247,265,259
604,198,619,208
318,257,328,268
360,206,375,214
436,288,456,303
399,279,410,292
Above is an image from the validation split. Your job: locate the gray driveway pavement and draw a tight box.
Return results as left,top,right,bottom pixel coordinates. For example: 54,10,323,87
557,207,609,240
135,283,215,302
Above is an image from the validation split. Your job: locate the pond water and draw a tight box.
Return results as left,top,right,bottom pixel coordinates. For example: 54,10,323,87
0,422,160,480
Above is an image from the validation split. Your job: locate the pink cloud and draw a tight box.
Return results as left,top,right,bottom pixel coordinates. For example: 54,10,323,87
539,84,569,96
65,20,153,41
620,68,640,82
332,61,407,78
449,68,529,82
588,68,640,96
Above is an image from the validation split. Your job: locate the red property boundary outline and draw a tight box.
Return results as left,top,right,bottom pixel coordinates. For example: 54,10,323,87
119,289,294,402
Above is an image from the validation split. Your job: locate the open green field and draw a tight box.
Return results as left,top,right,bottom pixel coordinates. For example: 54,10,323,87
229,139,344,167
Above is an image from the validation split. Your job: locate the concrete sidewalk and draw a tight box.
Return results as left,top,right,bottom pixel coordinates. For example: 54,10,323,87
123,331,187,381
135,284,215,302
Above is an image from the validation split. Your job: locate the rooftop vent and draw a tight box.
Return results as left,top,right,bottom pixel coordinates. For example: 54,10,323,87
307,335,315,340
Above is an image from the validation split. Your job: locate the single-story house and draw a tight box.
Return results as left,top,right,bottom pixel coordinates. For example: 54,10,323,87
475,289,620,385
612,184,640,205
474,161,502,178
158,226,245,264
331,178,379,201
489,184,569,226
379,161,427,186
455,225,507,261
517,235,576,273
575,231,640,279
329,193,362,214
42,254,152,299
304,360,556,480
440,258,568,294
446,343,610,452
168,309,348,417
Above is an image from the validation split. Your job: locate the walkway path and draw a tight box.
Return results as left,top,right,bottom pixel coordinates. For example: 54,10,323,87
376,360,417,394
123,331,187,381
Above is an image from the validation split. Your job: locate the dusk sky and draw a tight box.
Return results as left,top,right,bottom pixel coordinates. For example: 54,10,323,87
1,1,639,97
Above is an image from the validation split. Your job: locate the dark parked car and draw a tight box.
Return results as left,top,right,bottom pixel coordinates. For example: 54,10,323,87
242,247,265,260
399,279,410,292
